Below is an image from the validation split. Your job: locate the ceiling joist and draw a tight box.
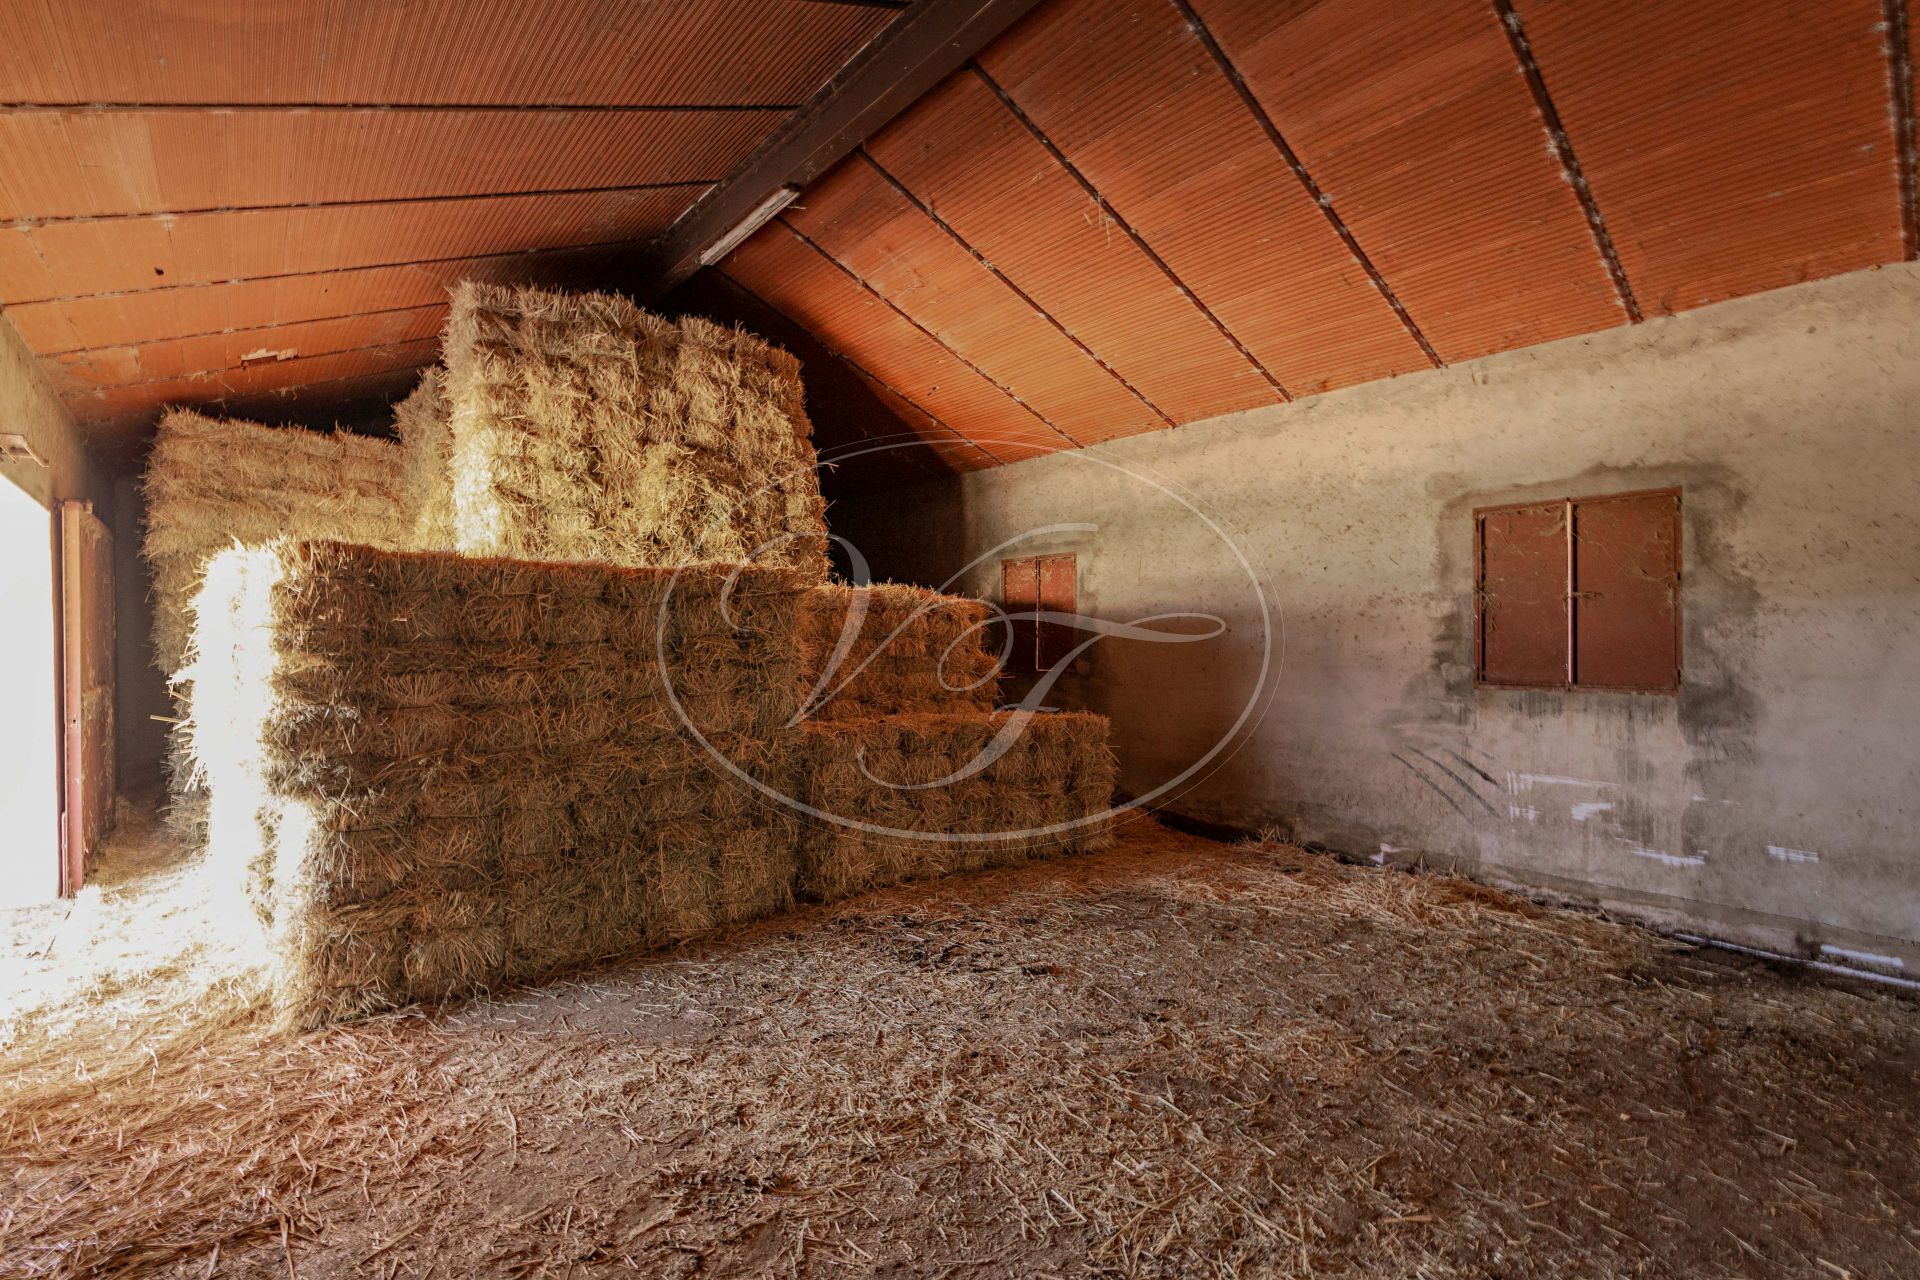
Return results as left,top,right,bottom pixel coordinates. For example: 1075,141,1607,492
633,0,1048,298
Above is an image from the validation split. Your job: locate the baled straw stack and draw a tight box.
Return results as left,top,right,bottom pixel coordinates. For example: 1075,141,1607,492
443,282,829,580
189,538,810,1029
796,711,1117,903
798,584,1001,721
142,410,411,840
394,367,456,552
142,409,409,674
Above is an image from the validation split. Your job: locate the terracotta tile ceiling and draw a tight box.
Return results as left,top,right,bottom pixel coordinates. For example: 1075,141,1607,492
0,0,897,445
2,0,1915,482
703,0,1916,478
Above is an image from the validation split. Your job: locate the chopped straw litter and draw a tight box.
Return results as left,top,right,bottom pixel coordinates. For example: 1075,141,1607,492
442,282,829,581
4,816,1916,1279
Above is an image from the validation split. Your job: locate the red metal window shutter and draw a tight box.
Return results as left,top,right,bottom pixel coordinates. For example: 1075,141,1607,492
1477,501,1569,686
1571,491,1680,691
1001,557,1041,674
1035,554,1077,671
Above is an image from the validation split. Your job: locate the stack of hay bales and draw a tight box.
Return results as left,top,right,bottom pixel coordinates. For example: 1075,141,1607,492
791,582,1116,900
192,538,808,1028
143,410,409,840
439,282,829,581
152,279,1120,1029
795,711,1117,903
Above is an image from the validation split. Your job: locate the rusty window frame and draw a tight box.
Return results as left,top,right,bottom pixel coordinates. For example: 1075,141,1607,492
1473,487,1681,694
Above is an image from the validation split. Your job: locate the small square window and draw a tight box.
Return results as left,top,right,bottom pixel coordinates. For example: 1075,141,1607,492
1475,488,1680,692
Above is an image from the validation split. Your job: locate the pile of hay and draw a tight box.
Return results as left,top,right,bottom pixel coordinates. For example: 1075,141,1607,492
798,583,1001,721
441,283,829,580
394,367,456,552
189,538,809,1029
796,711,1116,903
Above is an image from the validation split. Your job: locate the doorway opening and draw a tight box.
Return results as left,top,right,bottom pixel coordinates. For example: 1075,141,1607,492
0,479,57,908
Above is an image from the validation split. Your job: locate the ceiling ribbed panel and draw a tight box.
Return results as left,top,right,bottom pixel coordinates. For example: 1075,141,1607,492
209,367,429,431
0,0,901,445
0,1,888,106
866,69,1279,424
0,187,696,302
979,0,1431,395
74,337,442,427
1511,0,1902,316
786,156,1161,445
1188,0,1626,364
48,304,449,392
6,245,622,355
0,109,774,220
721,221,1065,465
3,0,1912,467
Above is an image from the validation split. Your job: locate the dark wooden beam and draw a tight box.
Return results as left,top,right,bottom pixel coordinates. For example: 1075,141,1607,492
630,0,1047,299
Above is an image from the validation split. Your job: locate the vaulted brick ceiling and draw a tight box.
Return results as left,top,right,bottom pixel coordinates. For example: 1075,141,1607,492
706,0,1917,472
0,0,1914,484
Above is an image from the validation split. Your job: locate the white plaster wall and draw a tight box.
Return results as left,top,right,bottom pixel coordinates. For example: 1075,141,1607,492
0,317,110,512
831,262,1920,973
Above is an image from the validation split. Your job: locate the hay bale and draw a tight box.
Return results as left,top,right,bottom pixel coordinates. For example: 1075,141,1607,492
189,539,810,1028
395,367,456,552
795,711,1116,903
798,584,1001,722
442,282,828,580
142,409,409,676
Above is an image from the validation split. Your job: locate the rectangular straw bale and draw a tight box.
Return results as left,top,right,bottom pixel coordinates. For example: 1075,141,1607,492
798,584,1001,721
796,710,1117,903
143,408,408,675
443,282,828,580
395,367,457,552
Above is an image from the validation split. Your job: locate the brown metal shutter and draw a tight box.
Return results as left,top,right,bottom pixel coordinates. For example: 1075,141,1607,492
1035,554,1077,672
1572,490,1680,691
1477,501,1569,687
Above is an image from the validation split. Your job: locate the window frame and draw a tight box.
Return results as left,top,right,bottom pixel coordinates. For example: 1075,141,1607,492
1472,486,1682,695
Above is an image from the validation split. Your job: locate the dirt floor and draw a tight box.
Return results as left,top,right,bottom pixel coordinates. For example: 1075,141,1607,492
3,807,1917,1279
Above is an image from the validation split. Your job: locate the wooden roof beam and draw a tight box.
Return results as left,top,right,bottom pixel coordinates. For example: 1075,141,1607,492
631,0,1045,299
